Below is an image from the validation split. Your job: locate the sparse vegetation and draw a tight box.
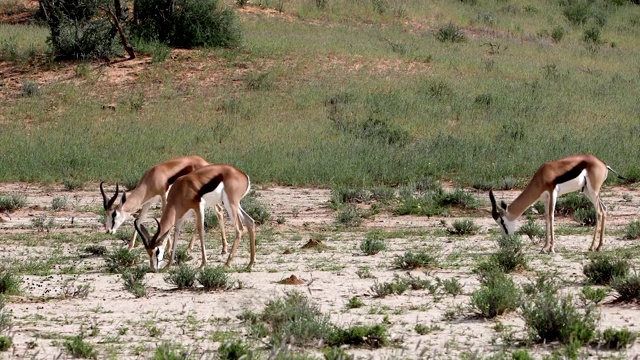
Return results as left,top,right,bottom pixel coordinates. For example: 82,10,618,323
0,269,20,295
0,193,26,212
393,251,438,270
198,266,232,291
611,272,640,302
164,265,198,289
470,271,521,318
106,248,140,273
624,219,640,239
601,328,637,350
583,252,630,285
64,332,96,359
447,219,480,235
360,233,386,255
121,266,148,298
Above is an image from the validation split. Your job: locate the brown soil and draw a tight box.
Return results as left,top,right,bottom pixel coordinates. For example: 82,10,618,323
277,274,305,285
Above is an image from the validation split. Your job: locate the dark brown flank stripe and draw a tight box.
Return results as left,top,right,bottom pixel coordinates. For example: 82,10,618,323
196,174,224,201
166,165,197,189
553,161,588,185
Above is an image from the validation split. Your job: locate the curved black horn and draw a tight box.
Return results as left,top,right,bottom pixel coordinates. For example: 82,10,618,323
151,218,162,245
134,218,149,248
106,183,120,209
100,181,108,210
489,190,499,220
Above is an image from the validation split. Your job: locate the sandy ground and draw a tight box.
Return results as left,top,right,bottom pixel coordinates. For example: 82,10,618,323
1,182,640,359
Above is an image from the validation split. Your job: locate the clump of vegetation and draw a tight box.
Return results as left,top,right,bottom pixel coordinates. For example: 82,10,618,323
345,296,365,309
394,187,478,217
440,278,464,297
51,196,69,211
164,264,198,289
241,191,271,225
583,252,629,285
62,178,84,191
521,275,598,346
172,246,193,265
0,269,20,295
336,204,364,227
580,286,607,305
326,323,388,348
83,245,107,256
470,271,521,318
370,277,410,298
64,332,96,359
330,186,372,207
415,324,441,335
600,328,637,350
0,193,27,212
436,22,467,43
611,272,640,302
360,233,386,255
152,341,188,360
105,248,140,273
121,266,147,298
392,251,438,270
447,219,480,235
517,217,545,241
218,339,251,360
624,219,640,239
476,235,527,275
198,266,232,291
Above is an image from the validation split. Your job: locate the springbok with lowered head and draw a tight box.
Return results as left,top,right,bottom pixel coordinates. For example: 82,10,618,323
489,154,623,253
100,155,227,252
134,164,256,272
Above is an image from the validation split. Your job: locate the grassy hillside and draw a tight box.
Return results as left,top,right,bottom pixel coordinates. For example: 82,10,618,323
1,0,640,187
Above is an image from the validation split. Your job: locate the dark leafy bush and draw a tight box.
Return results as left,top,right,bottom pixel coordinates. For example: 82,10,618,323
164,265,198,289
40,0,117,60
611,273,640,302
0,335,11,352
0,270,21,295
121,266,147,298
477,235,527,274
132,0,241,48
64,333,96,359
105,248,140,273
326,323,388,348
601,328,637,349
370,277,410,298
435,22,467,43
198,266,232,291
624,220,640,239
0,193,27,212
583,253,629,285
336,204,364,227
447,219,480,235
218,339,251,360
470,271,521,318
241,191,271,225
393,251,438,270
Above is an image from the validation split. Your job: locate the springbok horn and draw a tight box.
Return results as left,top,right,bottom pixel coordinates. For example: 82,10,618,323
106,183,120,209
100,182,108,210
489,190,499,220
134,219,149,249
151,218,162,246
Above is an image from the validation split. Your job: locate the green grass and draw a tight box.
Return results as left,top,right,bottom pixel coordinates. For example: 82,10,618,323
0,0,639,186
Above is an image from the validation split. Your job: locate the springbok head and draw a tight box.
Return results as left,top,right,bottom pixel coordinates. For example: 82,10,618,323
100,181,127,234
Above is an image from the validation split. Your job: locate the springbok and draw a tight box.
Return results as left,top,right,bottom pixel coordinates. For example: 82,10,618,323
489,154,623,253
134,164,256,272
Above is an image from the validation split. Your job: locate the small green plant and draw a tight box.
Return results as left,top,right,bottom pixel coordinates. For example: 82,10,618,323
83,245,107,256
22,80,40,97
551,25,565,42
0,193,27,212
583,26,602,44
371,277,409,298
62,178,84,191
241,191,271,225
415,323,441,335
323,347,353,360
435,22,467,43
30,215,55,232
218,339,251,360
611,272,640,302
335,204,364,227
164,264,198,289
151,341,187,360
51,196,69,211
360,234,386,255
470,271,521,318
245,71,273,91
105,248,140,273
326,323,388,348
393,251,438,270
601,328,637,349
0,335,12,352
172,246,193,265
477,235,527,275
574,207,596,226
517,217,545,241
121,266,147,298
356,266,375,279
203,207,221,230
64,333,96,359
580,286,607,305
624,219,640,239
198,266,231,291
447,219,480,235
345,296,365,309
440,278,464,297
0,270,21,295
583,253,629,285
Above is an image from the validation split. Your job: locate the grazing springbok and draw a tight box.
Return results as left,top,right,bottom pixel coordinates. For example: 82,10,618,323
134,164,256,272
489,154,624,253
100,155,227,253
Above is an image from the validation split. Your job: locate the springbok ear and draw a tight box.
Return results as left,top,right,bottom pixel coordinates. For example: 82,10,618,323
121,191,127,204
500,200,508,211
134,219,150,248
489,190,499,220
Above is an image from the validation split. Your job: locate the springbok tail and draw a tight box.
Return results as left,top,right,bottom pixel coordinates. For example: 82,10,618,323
606,166,626,180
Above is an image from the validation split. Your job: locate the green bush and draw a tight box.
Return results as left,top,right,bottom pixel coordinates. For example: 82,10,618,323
151,342,188,360
51,196,68,211
64,333,96,359
517,217,545,241
583,253,629,285
197,266,231,291
521,281,598,345
601,328,637,350
477,235,527,275
345,296,364,309
470,271,521,318
0,193,27,212
326,323,388,348
336,204,364,227
580,286,607,305
0,335,12,352
172,246,193,265
241,191,271,225
218,339,251,360
121,266,147,298
370,277,410,298
105,248,140,273
392,251,438,270
611,273,640,302
447,219,480,235
624,220,640,239
0,270,20,295
551,25,566,42
360,235,386,255
164,265,198,289
41,0,117,60
436,22,467,43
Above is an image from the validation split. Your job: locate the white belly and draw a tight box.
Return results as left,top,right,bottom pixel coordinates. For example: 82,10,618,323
556,169,587,196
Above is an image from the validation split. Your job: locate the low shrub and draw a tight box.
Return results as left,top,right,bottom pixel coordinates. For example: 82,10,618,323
164,265,198,289
583,253,629,285
241,191,271,225
517,217,545,241
370,277,409,298
0,270,20,295
0,193,27,212
611,272,640,302
198,266,232,291
336,204,364,227
360,234,386,255
392,251,438,270
0,335,12,352
105,248,140,273
436,22,467,43
624,220,640,239
447,219,480,235
121,266,147,298
218,339,252,360
326,323,388,348
601,328,637,350
64,333,96,359
470,271,521,318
